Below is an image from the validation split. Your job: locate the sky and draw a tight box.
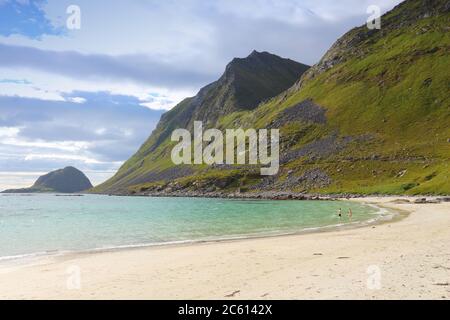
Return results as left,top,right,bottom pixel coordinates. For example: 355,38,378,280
0,0,403,190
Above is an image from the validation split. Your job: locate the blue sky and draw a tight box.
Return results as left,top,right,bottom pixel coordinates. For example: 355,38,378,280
0,0,63,38
0,0,403,190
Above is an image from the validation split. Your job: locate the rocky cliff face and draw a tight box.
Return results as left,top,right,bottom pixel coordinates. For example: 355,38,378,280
2,167,93,193
137,50,309,155
93,51,310,193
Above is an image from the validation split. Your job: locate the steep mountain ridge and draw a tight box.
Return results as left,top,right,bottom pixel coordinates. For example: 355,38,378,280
296,0,450,87
94,0,450,196
94,51,310,192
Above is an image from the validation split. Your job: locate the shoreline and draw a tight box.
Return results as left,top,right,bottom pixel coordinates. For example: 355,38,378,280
102,190,450,201
0,196,449,299
0,198,399,267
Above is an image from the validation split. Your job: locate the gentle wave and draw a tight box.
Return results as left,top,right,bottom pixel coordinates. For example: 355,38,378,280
0,250,60,263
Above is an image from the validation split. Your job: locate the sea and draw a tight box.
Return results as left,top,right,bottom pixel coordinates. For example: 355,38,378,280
0,194,392,263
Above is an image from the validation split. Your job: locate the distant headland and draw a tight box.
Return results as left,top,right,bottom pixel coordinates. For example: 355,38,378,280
1,166,93,194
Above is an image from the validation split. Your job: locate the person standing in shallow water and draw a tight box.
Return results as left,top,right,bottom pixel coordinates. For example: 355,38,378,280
338,208,342,219
348,208,353,221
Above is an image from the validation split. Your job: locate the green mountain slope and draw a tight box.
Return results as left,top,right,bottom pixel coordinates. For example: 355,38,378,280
93,51,310,193
94,0,450,196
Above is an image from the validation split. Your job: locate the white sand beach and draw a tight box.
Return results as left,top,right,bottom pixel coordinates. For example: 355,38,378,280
0,197,449,300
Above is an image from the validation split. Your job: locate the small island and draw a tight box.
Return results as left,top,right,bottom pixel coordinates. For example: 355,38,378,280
2,166,93,194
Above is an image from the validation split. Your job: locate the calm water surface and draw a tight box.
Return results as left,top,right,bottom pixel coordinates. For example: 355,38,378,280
0,194,386,260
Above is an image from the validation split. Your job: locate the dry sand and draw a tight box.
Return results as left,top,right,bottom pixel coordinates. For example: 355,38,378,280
0,197,449,300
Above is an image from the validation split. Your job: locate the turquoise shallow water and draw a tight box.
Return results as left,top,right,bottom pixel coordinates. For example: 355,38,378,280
0,194,384,260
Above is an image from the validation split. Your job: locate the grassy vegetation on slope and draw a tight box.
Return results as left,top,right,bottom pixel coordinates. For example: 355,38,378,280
92,52,310,193
93,0,450,195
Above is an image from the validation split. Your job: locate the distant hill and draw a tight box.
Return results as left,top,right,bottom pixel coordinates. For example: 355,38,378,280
93,0,450,196
2,167,93,193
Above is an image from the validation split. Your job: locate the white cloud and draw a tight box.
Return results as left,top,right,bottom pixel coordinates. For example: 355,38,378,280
23,153,120,165
0,0,403,66
0,126,20,138
0,171,46,190
0,128,93,161
95,128,106,135
67,96,86,104
2,137,91,153
0,170,117,190
0,126,125,189
0,67,196,110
